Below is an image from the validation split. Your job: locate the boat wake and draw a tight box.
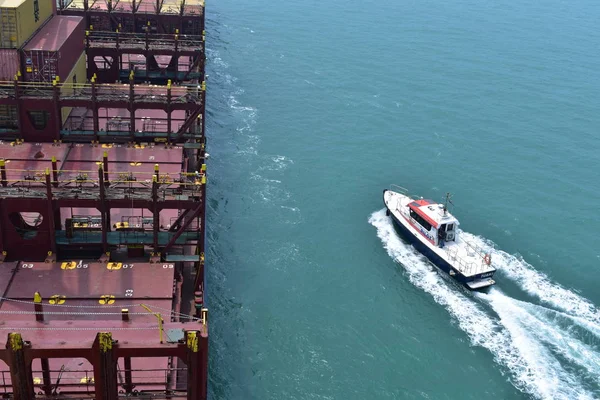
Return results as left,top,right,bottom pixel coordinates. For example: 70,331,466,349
461,231,600,326
369,209,600,400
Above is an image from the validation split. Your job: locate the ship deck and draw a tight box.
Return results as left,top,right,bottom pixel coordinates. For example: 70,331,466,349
0,256,204,397
0,0,208,395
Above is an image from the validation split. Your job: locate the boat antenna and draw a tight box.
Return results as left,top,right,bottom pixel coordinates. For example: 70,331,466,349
443,192,453,215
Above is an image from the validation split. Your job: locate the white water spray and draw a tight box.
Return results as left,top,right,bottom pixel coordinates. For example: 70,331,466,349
369,209,598,400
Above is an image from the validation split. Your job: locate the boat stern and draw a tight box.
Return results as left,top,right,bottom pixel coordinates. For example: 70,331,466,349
465,277,495,290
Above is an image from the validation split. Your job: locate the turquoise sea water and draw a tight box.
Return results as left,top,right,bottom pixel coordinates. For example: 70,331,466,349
205,0,600,399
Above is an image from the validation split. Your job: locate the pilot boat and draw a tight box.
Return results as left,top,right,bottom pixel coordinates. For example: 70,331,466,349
383,186,496,290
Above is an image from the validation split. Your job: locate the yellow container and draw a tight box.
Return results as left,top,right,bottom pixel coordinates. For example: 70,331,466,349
60,51,86,123
0,0,53,48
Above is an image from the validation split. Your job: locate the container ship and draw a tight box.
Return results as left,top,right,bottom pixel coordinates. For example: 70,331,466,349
0,0,208,398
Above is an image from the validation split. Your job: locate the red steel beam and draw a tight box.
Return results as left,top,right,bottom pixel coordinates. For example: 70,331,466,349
98,166,109,253
0,200,4,254
92,332,119,400
45,171,57,255
173,108,202,141
40,358,53,395
163,203,202,253
0,326,209,399
0,197,200,211
169,208,191,232
5,333,35,400
186,330,208,400
152,177,160,252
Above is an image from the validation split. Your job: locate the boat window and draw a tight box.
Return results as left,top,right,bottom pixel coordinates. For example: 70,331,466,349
447,224,454,231
409,210,432,231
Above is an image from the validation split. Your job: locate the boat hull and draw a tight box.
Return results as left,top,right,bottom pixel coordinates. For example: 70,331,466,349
383,190,494,291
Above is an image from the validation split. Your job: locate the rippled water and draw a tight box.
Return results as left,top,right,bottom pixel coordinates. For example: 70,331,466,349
205,0,600,399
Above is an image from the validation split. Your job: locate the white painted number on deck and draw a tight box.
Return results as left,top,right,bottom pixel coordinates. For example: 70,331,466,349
125,289,134,297
22,263,33,268
77,260,88,268
163,264,173,269
123,264,134,269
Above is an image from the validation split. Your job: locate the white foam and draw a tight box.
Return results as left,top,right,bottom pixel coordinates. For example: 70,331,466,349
483,290,600,383
369,210,596,400
256,155,294,172
461,231,600,325
517,300,600,340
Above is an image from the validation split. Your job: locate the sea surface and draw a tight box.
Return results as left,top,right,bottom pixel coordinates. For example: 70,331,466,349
204,0,600,399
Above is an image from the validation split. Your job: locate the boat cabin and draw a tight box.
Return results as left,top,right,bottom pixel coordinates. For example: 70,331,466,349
407,199,459,247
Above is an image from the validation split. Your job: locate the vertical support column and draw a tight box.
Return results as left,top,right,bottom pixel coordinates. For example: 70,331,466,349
196,163,206,293
92,332,118,400
33,293,52,394
200,310,209,400
0,159,7,187
103,151,110,185
0,200,4,255
13,75,22,136
92,74,99,141
51,156,59,187
167,80,172,142
123,357,134,393
186,330,208,400
6,333,34,400
152,175,159,253
54,208,62,231
116,27,123,81
33,292,44,322
98,166,108,253
45,169,57,255
40,358,52,396
131,0,137,32
53,78,62,141
129,71,136,141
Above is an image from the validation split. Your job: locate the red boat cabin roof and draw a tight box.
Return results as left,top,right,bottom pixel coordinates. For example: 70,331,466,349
408,199,458,229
